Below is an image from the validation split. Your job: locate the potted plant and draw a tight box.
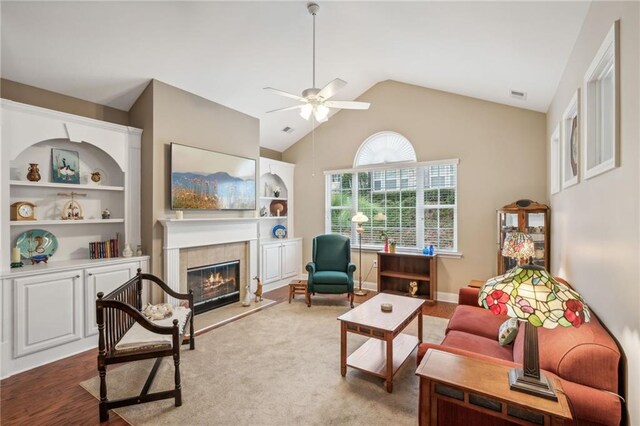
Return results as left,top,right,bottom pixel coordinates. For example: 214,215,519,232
389,239,397,254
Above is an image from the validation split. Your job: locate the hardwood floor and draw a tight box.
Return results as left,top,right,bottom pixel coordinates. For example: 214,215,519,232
0,285,456,425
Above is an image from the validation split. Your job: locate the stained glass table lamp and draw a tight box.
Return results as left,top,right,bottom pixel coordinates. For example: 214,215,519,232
479,265,590,400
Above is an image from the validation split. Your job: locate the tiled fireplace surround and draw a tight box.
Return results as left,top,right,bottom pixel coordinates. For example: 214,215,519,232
159,218,259,306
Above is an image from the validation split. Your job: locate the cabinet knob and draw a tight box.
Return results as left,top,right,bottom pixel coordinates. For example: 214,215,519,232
88,273,93,276
75,275,80,278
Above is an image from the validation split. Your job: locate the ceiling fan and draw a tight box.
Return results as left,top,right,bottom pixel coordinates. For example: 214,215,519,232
264,2,370,123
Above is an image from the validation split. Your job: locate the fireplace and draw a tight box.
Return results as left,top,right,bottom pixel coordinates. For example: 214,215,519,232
187,260,240,314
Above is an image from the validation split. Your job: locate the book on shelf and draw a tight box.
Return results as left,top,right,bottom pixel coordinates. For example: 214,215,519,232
89,235,120,259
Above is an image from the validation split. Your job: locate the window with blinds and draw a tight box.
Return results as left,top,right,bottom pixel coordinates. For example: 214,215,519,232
325,161,458,252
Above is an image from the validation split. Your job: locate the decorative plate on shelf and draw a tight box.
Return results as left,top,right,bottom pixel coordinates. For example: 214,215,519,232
16,229,58,260
272,224,287,239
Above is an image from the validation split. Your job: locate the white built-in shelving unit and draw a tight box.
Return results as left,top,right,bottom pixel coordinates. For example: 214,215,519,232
258,157,301,287
0,100,148,378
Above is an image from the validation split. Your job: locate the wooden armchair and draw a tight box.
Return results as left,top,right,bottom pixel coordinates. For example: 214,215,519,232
96,269,194,422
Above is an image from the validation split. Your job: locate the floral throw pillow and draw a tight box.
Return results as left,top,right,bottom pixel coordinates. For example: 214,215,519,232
498,318,519,346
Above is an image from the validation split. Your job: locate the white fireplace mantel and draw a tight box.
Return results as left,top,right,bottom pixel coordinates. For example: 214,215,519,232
158,217,259,304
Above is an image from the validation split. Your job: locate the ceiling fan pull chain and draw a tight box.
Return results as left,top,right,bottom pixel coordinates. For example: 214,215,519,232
312,116,316,177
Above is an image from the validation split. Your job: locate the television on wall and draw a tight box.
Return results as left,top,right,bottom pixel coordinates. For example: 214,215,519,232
170,143,256,210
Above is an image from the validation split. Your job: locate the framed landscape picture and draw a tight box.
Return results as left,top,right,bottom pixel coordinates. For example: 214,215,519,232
51,148,80,184
170,143,256,210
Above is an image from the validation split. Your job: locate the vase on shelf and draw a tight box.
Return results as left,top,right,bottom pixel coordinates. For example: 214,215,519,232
27,163,41,182
122,243,133,258
136,245,143,256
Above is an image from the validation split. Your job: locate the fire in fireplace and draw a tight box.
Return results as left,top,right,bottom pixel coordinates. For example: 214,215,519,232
187,260,240,314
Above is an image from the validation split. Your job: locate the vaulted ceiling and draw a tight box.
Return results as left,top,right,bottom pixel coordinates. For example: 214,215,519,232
1,1,590,152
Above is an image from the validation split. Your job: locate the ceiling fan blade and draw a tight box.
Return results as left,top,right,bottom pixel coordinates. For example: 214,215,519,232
324,100,371,110
263,87,306,102
266,104,305,114
318,78,347,100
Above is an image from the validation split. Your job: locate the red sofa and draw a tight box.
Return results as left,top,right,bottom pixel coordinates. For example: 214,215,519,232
417,286,622,426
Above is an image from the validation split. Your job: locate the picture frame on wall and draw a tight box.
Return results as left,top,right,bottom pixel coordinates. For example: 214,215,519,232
170,143,256,210
51,148,80,184
561,90,580,189
583,20,620,180
550,124,561,195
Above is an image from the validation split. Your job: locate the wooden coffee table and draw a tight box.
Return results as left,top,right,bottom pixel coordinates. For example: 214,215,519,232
337,292,425,392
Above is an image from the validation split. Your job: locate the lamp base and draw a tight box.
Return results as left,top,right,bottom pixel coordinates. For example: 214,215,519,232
354,289,368,296
508,368,557,401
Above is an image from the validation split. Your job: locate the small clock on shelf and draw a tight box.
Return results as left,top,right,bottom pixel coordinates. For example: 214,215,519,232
10,201,36,221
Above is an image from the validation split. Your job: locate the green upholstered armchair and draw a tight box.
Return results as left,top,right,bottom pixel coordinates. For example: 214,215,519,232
305,234,356,308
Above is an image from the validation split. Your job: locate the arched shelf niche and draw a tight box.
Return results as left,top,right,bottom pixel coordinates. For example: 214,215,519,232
260,172,288,199
11,139,124,187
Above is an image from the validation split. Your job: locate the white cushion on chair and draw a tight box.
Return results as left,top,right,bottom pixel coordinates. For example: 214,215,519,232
114,306,191,354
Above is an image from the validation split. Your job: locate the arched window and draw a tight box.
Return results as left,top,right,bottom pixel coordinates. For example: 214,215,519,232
325,132,459,254
353,132,417,167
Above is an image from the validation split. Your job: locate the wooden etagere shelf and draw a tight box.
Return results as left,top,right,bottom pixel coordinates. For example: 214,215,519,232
377,251,437,304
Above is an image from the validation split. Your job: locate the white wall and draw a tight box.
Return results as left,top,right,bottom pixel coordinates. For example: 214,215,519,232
546,2,639,422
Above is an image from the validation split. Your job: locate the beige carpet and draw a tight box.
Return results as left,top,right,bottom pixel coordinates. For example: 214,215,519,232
81,298,448,425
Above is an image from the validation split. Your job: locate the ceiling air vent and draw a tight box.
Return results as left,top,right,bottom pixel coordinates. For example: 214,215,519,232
510,90,527,100
282,126,294,134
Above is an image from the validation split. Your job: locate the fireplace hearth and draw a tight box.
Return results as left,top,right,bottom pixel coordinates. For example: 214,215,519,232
187,260,240,314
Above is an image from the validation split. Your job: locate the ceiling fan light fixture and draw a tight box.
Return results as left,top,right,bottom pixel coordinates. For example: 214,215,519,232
265,2,371,122
300,103,313,120
314,104,330,122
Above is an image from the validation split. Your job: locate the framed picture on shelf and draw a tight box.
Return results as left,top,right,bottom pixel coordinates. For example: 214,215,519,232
51,148,80,184
561,90,580,189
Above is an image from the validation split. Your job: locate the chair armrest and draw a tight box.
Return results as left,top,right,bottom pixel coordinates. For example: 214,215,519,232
139,272,194,306
306,262,316,289
458,287,480,306
347,262,356,277
100,299,180,336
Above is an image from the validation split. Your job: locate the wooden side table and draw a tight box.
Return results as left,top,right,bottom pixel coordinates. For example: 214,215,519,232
468,279,485,289
288,279,307,303
416,349,572,426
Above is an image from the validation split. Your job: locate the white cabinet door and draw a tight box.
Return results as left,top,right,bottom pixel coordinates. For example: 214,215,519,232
14,270,83,358
281,240,300,278
262,243,282,284
84,262,139,337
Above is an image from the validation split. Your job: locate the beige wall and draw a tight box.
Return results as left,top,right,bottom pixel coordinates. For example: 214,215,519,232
282,80,547,296
148,80,260,281
260,147,282,161
546,2,639,422
128,81,154,267
1,78,129,125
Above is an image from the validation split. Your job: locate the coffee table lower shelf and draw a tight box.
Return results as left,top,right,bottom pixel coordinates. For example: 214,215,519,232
347,333,419,378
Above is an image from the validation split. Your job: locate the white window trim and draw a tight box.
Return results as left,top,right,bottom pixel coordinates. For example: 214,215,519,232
324,158,460,176
582,20,619,180
325,159,460,255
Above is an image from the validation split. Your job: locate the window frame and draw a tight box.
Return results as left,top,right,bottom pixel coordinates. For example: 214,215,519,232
324,158,459,254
